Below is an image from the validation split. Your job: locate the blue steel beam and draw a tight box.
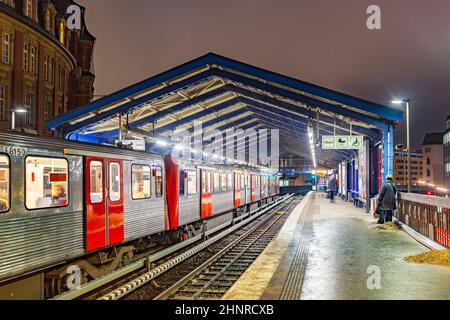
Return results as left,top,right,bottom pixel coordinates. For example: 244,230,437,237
60,70,216,137
204,53,403,122
212,69,394,127
153,98,241,135
49,53,402,135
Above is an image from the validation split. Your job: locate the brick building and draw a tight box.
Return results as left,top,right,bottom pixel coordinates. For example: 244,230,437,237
0,0,95,135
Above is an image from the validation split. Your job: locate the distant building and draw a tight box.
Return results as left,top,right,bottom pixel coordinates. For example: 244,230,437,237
444,115,450,189
422,132,444,187
393,150,423,186
0,0,95,135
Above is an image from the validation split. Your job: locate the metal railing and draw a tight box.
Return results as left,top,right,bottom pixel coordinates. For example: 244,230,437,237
395,193,450,249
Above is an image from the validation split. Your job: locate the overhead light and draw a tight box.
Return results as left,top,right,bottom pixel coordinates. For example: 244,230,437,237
307,121,317,169
427,183,436,187
156,140,168,147
13,107,27,113
436,187,448,193
391,100,403,105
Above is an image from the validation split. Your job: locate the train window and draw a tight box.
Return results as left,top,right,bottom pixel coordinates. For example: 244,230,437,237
187,170,197,195
179,170,185,196
132,165,151,199
89,161,103,204
155,166,163,198
25,156,69,209
206,171,211,193
227,173,232,191
220,172,227,192
212,172,220,193
109,162,121,202
0,155,10,212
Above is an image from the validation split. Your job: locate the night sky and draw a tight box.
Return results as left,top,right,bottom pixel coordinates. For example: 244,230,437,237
77,0,450,149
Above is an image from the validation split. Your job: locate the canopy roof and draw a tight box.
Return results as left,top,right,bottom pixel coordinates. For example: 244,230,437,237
47,53,403,167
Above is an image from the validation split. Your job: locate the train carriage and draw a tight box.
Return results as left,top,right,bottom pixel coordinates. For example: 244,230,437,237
0,131,279,299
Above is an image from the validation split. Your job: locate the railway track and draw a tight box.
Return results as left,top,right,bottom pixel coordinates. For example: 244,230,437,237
51,194,294,300
154,197,300,300
92,195,300,300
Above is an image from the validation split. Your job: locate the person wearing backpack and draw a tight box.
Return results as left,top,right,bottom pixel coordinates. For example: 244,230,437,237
377,175,397,224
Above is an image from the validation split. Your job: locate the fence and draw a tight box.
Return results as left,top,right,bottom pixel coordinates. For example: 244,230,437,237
395,193,450,249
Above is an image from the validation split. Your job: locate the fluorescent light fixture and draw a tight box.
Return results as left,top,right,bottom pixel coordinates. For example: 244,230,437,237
391,100,403,105
427,183,436,187
436,187,448,193
13,107,27,113
307,122,317,169
156,139,168,147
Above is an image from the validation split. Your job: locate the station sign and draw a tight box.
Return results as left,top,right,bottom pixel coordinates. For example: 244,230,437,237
322,135,364,150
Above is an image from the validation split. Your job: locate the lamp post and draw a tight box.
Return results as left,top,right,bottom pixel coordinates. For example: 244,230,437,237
11,107,27,131
392,99,411,193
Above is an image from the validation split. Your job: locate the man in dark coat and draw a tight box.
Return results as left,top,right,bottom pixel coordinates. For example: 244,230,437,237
378,175,397,224
328,175,338,201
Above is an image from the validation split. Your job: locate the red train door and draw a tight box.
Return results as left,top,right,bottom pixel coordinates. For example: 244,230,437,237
86,157,124,252
201,169,212,218
234,173,241,208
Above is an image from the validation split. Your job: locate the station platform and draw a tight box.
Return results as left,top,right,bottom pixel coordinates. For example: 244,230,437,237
222,192,450,300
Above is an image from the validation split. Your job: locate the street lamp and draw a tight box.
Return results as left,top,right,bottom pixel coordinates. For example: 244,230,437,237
11,107,27,131
392,99,411,193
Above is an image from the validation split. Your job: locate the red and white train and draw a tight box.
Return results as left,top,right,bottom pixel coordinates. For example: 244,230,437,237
0,131,279,299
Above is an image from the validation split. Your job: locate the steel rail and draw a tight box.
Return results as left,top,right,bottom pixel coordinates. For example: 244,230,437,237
154,197,299,300
92,194,293,300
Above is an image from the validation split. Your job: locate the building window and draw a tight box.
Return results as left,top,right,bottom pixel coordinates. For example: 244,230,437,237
23,93,33,126
23,43,29,71
427,158,431,165
60,66,65,92
44,97,52,121
427,169,431,177
0,85,6,121
49,57,54,83
59,20,65,45
132,165,151,199
2,33,10,64
25,156,69,210
45,9,51,31
24,0,33,18
0,154,10,212
30,46,36,75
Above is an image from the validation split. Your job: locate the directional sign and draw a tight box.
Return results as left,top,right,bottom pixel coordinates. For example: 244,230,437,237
322,136,364,150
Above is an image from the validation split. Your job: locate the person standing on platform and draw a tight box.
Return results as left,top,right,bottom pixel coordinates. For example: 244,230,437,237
377,175,397,224
328,175,338,201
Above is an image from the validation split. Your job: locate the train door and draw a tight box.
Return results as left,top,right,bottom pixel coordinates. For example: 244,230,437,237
86,157,124,252
201,169,212,218
234,172,241,208
268,177,273,197
245,174,251,203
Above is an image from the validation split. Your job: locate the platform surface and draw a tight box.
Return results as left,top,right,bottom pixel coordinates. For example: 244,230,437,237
223,192,450,300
